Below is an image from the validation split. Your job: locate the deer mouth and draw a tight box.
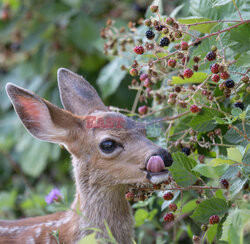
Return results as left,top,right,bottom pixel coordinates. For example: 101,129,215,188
145,169,169,184
144,155,170,184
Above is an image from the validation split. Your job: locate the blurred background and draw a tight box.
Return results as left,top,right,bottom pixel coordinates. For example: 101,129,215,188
0,0,190,243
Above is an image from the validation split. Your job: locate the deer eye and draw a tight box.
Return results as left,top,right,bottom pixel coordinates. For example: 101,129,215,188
100,140,117,153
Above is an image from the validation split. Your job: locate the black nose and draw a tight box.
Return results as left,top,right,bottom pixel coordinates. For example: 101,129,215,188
154,148,173,167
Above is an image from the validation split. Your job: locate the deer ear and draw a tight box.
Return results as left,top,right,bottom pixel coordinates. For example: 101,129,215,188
6,83,81,143
57,68,108,116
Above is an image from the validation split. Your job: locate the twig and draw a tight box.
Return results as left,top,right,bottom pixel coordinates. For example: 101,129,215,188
217,33,226,63
230,124,250,141
131,82,144,114
138,186,221,191
189,20,250,47
186,20,242,26
232,0,243,21
186,75,211,103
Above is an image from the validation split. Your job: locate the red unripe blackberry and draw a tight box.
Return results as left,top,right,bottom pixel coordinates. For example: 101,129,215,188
169,203,177,212
225,79,235,88
164,213,175,222
175,86,181,93
138,105,148,115
183,68,193,78
181,41,188,50
145,29,155,40
190,104,200,113
210,63,220,74
134,45,144,55
168,59,176,68
220,179,229,189
129,68,138,76
206,51,216,61
209,215,220,224
220,71,230,80
169,93,177,98
140,73,148,81
159,37,170,47
125,192,134,201
163,192,174,200
202,90,208,95
211,74,220,82
143,78,151,88
166,17,174,25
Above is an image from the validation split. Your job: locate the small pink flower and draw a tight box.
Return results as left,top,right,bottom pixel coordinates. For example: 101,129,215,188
45,188,62,204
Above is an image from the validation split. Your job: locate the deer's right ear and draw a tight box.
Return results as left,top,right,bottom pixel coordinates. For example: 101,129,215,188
57,68,108,116
6,83,82,144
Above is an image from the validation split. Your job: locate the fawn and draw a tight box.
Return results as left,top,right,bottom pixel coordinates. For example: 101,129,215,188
0,68,173,244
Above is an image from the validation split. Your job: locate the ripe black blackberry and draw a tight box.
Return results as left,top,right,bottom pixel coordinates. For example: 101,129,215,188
159,37,170,47
182,147,191,156
145,29,155,40
206,51,216,61
234,102,244,110
225,79,235,88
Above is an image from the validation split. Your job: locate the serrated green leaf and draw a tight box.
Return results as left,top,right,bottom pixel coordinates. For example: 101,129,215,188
209,158,236,166
188,107,219,132
207,223,218,244
211,0,232,7
227,148,242,163
215,117,227,124
178,17,217,33
171,72,208,84
236,51,250,67
170,152,199,187
231,108,242,117
192,164,229,178
181,199,197,214
191,198,228,223
221,209,250,244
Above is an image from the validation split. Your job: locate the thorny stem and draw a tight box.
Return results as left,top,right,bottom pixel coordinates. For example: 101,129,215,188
230,124,250,141
186,20,243,26
186,75,211,103
131,82,144,114
138,186,221,191
218,33,226,63
189,20,250,47
232,0,243,21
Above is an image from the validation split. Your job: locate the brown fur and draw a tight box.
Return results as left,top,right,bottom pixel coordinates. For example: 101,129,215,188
1,68,170,243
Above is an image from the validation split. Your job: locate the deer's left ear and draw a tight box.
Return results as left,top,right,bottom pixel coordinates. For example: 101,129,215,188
57,68,108,116
6,83,81,143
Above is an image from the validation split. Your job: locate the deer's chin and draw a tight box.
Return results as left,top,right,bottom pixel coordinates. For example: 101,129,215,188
145,170,169,184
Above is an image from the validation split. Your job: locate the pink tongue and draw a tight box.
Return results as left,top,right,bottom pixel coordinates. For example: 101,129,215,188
147,156,165,173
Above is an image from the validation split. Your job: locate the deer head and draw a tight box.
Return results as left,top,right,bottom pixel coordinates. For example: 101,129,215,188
6,68,173,188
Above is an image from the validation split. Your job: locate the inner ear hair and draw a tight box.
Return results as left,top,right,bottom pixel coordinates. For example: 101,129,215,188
6,83,82,143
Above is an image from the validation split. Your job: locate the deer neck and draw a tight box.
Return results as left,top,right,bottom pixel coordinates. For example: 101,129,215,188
71,157,134,244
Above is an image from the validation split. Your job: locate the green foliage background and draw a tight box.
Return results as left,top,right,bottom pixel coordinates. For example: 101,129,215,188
0,0,249,244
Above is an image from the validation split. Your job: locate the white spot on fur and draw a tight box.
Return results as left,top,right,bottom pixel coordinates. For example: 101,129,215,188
35,227,41,238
